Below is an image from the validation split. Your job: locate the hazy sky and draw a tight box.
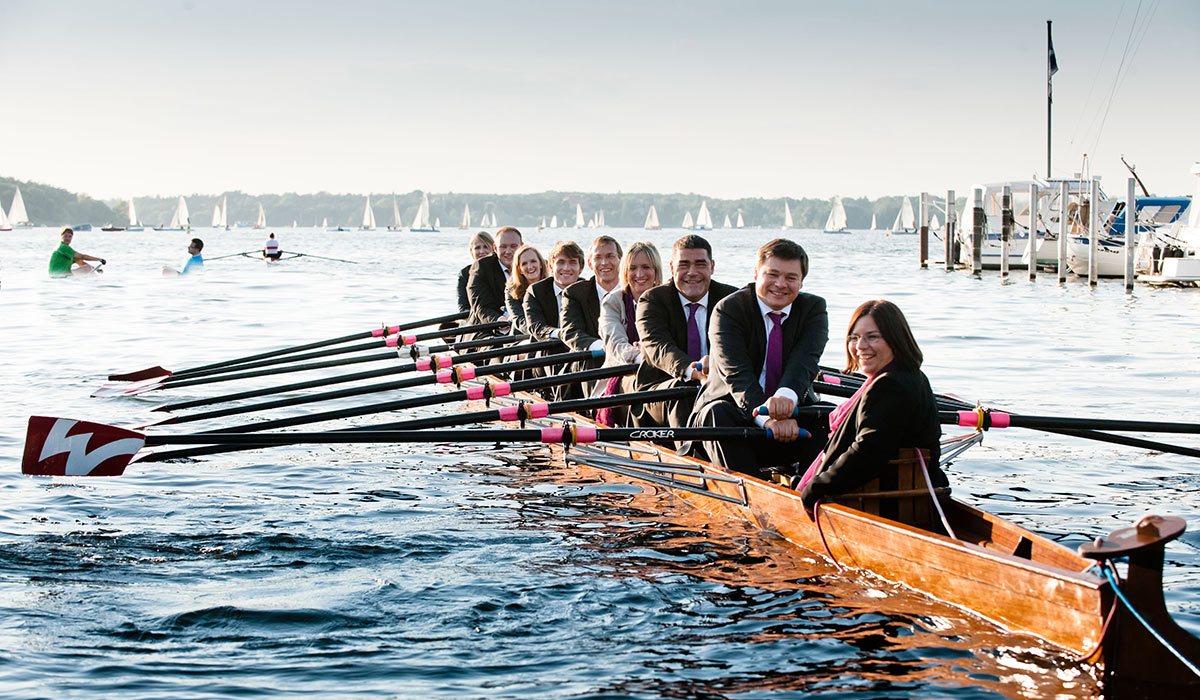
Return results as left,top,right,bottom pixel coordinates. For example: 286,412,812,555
3,0,1197,200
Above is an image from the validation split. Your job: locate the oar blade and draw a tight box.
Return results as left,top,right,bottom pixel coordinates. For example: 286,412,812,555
91,378,167,398
106,366,172,383
22,417,145,477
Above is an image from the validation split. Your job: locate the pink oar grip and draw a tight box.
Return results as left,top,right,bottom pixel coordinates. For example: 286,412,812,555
491,382,511,397
821,374,841,385
574,426,597,443
457,367,476,381
956,411,978,427
416,356,453,371
436,370,453,384
466,385,486,400
498,406,519,420
528,403,550,418
990,412,1011,428
540,427,560,442
384,334,418,348
416,358,432,371
500,403,551,420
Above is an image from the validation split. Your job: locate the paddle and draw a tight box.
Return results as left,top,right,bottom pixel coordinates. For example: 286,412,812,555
153,337,552,412
288,252,359,264
106,310,468,382
22,416,781,477
204,250,260,261
115,386,702,463
93,320,509,397
151,348,606,427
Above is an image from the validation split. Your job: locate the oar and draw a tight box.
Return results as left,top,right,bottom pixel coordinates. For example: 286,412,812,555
153,337,553,412
119,386,702,462
94,320,507,396
288,252,359,264
152,348,606,427
22,416,782,477
204,250,260,261
106,310,468,382
136,335,530,403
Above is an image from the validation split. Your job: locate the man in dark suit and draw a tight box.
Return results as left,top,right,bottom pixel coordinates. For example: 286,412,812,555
689,238,829,475
634,235,737,428
523,240,584,346
466,226,522,331
559,235,623,396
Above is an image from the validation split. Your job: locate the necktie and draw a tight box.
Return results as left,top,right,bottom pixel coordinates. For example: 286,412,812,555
686,302,702,360
764,311,784,396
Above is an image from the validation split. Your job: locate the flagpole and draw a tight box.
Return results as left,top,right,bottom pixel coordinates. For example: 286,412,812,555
1047,20,1053,178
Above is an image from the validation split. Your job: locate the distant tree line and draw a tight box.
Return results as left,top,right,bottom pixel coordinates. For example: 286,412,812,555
1,176,921,230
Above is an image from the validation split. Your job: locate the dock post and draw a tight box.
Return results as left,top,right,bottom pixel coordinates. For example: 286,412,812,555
1125,177,1136,292
919,193,929,268
972,187,984,274
945,189,955,271
1058,181,1069,283
1028,183,1039,280
1000,185,1012,278
1089,179,1099,286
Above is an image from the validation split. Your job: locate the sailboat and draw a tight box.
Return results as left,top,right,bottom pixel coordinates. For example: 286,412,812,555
322,217,329,229
891,197,917,234
693,201,713,231
736,210,745,229
587,214,597,229
254,203,267,229
211,203,222,228
126,198,144,231
682,211,695,229
489,211,498,227
156,196,190,231
459,204,471,229
597,210,606,227
823,196,849,234
540,216,547,230
409,191,438,232
722,214,732,228
7,186,31,227
644,205,660,230
220,196,228,230
387,197,403,230
870,214,878,231
550,214,558,228
782,201,794,229
361,196,376,231
0,199,11,231
930,213,942,232
574,204,585,228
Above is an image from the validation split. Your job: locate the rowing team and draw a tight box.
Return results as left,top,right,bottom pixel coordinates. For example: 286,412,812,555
48,227,285,277
457,227,945,511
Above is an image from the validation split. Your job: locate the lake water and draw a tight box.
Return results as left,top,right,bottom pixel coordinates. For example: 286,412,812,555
1,225,1197,699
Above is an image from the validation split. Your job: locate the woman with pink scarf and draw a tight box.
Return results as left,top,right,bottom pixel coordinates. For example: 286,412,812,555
798,300,943,511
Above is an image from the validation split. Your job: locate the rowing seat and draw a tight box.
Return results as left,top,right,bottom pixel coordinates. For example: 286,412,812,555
831,448,950,532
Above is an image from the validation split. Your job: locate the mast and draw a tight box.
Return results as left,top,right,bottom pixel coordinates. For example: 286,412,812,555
1047,20,1057,178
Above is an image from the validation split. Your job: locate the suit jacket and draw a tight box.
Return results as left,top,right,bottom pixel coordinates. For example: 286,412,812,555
800,369,944,508
523,277,562,342
599,288,640,366
693,284,829,417
505,289,529,336
634,279,737,390
456,264,472,313
560,277,603,352
466,255,508,327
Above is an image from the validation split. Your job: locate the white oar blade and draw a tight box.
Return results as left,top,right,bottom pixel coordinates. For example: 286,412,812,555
22,417,145,476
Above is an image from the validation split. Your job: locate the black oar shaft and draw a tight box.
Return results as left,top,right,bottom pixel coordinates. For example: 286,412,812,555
161,311,467,378
166,321,507,382
157,336,543,412
143,426,766,447
159,341,566,425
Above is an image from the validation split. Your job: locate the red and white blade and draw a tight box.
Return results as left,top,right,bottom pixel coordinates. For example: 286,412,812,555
22,416,146,476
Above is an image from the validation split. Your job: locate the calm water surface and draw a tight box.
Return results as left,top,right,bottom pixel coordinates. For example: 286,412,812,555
0,226,1197,698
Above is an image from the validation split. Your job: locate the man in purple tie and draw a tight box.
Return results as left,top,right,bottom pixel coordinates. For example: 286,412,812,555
634,235,738,428
687,238,829,475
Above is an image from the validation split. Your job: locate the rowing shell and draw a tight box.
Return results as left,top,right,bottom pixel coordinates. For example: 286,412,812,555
486,392,1200,697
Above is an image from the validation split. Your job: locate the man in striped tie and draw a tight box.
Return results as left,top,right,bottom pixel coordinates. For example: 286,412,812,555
687,238,829,475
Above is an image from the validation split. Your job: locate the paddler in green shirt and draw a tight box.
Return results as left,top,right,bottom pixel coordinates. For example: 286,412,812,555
48,227,105,277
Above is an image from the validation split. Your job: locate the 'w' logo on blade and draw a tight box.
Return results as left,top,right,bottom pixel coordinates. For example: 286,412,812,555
22,417,146,477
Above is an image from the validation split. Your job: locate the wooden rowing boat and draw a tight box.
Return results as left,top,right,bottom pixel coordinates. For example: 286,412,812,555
497,393,1200,698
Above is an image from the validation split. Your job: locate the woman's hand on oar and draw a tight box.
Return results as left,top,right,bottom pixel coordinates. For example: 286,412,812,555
105,310,468,382
21,415,784,478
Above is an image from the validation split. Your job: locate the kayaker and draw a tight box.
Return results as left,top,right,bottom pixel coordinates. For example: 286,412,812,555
48,227,105,277
797,300,944,510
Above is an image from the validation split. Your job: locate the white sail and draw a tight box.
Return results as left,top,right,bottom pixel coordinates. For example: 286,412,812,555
930,213,942,231
588,215,596,228
211,204,222,228
322,217,328,229
0,201,9,228
824,197,847,231
597,210,605,227
392,197,403,228
8,187,30,225
644,205,659,229
870,213,878,230
362,196,376,230
460,204,471,229
168,196,190,229
410,191,436,230
723,214,732,228
550,214,558,228
783,201,793,229
128,198,140,226
736,210,745,228
574,204,585,228
255,203,267,229
682,211,694,228
435,217,440,228
489,211,498,227
219,196,228,228
695,201,713,230
901,197,916,229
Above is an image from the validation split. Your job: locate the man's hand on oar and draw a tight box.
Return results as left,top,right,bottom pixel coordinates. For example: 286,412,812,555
93,318,506,397
21,416,784,478
105,310,468,382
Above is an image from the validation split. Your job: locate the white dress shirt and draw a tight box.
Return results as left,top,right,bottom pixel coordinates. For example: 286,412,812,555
753,296,797,427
